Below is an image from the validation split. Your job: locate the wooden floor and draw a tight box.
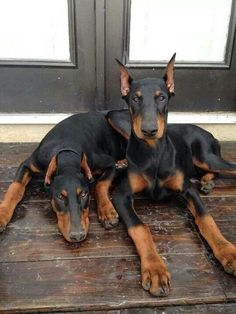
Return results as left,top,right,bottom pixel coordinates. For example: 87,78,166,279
0,142,236,313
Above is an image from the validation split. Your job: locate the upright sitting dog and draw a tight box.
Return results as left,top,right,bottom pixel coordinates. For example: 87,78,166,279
107,54,236,296
0,112,126,242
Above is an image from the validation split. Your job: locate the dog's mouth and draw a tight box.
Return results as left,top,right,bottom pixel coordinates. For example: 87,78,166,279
143,133,157,139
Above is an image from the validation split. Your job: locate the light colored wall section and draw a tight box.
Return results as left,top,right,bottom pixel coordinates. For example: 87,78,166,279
0,125,54,142
0,124,235,143
198,124,236,142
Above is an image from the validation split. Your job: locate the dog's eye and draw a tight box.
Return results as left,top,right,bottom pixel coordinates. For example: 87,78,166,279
80,191,88,198
56,193,65,200
159,95,165,101
132,96,140,103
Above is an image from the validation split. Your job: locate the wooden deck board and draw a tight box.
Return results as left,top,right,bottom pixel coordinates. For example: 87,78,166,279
0,254,227,312
0,142,235,313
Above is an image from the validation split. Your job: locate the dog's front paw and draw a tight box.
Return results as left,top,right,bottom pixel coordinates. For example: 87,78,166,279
215,242,236,276
97,203,119,229
141,254,171,297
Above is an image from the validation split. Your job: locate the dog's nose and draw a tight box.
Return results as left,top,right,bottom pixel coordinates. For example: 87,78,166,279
141,128,157,137
69,230,86,242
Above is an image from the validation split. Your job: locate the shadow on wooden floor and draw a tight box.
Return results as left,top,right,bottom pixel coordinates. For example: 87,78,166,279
0,142,236,313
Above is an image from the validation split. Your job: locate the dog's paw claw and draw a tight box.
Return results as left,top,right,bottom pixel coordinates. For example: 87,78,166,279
200,180,215,194
0,224,6,233
141,256,171,297
98,205,119,229
102,217,119,229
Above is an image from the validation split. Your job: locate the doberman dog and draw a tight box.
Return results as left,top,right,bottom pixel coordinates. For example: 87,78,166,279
106,54,236,296
0,112,126,242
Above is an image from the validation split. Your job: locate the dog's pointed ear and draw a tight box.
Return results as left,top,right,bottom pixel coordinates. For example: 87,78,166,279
115,59,133,96
81,153,93,181
45,155,57,185
164,53,176,96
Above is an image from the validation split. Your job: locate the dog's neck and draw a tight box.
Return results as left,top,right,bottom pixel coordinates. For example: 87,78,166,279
127,129,168,167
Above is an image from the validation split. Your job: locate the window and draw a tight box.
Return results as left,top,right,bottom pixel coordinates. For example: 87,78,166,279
128,0,233,66
0,0,75,66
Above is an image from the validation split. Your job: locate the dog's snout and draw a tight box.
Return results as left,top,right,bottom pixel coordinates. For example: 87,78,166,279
69,230,86,242
141,127,157,137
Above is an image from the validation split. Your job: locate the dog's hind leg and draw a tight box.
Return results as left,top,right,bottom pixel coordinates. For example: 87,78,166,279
194,154,236,174
182,182,236,276
194,154,236,193
200,172,216,194
0,157,39,231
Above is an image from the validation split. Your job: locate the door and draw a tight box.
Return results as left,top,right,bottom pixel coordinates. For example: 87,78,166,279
104,0,236,114
0,0,97,113
1,0,236,116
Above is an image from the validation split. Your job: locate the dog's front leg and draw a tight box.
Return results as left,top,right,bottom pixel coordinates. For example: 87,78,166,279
112,175,171,296
0,160,34,231
95,167,119,229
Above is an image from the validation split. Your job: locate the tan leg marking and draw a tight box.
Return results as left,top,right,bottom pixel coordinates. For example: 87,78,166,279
128,225,171,296
193,159,211,172
129,173,149,194
0,171,31,230
188,201,236,276
201,172,215,186
193,158,236,176
160,171,184,192
95,179,119,229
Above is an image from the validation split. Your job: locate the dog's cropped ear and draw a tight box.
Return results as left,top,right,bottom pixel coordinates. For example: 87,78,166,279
115,59,133,97
45,155,57,186
81,153,93,181
163,53,176,96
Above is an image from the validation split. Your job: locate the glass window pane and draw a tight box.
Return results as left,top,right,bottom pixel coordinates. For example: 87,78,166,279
0,0,70,61
129,0,232,63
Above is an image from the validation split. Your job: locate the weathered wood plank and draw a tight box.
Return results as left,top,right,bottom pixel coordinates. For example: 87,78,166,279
207,257,236,302
0,254,226,313
0,143,35,167
0,217,203,263
0,180,48,201
49,303,236,314
121,303,236,313
221,142,236,162
0,197,204,262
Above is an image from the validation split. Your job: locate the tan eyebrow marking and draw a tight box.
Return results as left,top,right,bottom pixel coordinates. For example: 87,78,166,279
135,91,142,97
61,189,68,197
155,91,161,97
